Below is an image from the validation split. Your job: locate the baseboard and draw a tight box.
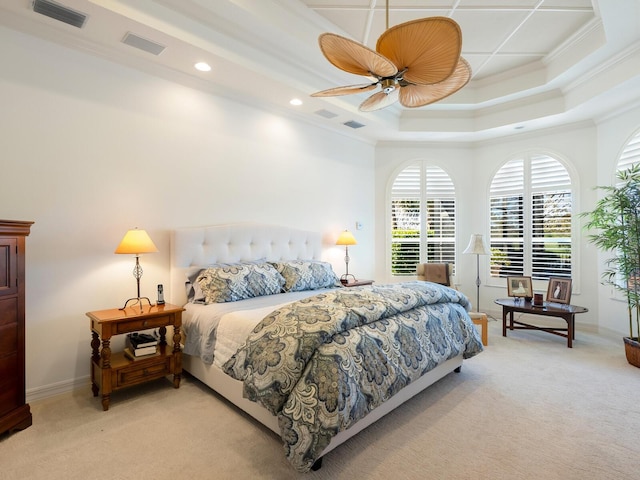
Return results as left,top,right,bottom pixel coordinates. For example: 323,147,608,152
26,376,89,403
594,325,627,339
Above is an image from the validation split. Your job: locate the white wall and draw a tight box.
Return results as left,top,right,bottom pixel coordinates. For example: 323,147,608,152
0,27,375,398
375,122,602,328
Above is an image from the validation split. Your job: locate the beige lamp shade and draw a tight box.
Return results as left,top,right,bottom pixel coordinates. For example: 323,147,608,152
463,233,490,256
114,228,158,255
336,230,357,246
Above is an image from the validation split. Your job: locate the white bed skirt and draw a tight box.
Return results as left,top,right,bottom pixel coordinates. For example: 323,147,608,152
183,352,463,458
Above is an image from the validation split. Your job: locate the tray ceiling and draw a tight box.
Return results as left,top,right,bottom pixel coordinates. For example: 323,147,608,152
1,0,640,143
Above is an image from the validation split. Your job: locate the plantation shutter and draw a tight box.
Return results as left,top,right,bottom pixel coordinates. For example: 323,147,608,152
531,155,572,279
490,159,524,276
391,163,456,275
425,167,456,265
391,165,421,275
490,155,572,279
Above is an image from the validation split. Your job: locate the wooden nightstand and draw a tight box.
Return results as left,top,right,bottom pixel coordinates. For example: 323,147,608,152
86,303,184,411
342,279,374,287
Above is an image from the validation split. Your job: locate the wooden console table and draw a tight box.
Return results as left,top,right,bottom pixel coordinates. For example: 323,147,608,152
494,298,588,348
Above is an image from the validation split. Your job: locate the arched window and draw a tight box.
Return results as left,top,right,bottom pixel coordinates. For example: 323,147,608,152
390,162,456,276
613,130,640,292
617,130,640,172
489,154,572,280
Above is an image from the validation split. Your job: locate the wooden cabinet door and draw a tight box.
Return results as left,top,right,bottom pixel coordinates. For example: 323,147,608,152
0,238,18,297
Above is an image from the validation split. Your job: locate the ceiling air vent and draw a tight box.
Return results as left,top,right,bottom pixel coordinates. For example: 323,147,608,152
122,32,166,56
32,0,87,28
314,109,338,119
343,120,365,129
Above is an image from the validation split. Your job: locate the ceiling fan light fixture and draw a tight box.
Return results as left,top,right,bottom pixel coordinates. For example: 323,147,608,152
311,1,471,112
381,79,396,94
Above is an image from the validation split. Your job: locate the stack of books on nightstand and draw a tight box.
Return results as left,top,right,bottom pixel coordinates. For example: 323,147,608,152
124,332,158,360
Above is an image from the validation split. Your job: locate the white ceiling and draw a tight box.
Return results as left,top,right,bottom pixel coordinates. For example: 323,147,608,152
2,0,640,144
302,0,596,82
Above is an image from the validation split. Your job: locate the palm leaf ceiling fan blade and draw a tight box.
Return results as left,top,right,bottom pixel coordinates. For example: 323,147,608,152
359,89,400,112
317,33,397,78
377,17,462,85
399,58,471,108
311,83,379,97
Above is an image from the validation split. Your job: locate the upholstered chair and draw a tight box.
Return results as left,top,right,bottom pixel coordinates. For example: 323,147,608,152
416,263,454,287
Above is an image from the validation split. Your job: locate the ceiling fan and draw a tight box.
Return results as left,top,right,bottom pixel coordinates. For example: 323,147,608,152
311,1,471,112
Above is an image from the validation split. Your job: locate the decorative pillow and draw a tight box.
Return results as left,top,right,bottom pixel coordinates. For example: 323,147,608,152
195,262,285,304
185,259,269,303
270,260,340,292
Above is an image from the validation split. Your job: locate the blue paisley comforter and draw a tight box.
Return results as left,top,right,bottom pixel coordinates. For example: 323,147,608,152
223,281,483,472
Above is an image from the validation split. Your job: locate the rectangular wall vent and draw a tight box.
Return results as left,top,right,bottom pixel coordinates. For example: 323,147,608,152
122,32,166,56
32,0,87,28
343,120,365,129
314,109,338,119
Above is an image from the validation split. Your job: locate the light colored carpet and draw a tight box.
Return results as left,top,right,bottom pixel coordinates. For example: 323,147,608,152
2,320,639,480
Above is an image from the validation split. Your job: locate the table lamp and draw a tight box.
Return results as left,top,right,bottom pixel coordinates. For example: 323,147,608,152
336,229,357,284
463,233,490,312
115,227,158,310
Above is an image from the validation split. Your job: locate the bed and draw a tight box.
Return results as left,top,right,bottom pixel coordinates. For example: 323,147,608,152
169,223,483,473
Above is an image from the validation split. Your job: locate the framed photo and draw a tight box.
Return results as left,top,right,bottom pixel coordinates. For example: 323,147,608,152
546,277,572,304
507,276,533,298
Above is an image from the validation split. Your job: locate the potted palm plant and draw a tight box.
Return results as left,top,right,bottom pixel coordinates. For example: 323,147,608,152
581,163,640,367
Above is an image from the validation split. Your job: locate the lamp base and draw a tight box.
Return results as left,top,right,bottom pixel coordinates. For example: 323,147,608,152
340,274,357,285
119,296,153,311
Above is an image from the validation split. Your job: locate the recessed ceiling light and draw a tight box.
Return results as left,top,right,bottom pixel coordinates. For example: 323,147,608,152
194,62,211,72
290,98,303,106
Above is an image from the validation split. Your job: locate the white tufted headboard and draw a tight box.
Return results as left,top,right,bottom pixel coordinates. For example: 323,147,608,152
169,223,323,305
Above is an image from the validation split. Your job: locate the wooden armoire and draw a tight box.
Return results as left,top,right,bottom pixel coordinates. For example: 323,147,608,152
0,220,33,435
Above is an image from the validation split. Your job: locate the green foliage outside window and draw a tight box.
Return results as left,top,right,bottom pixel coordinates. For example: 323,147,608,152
391,229,420,275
